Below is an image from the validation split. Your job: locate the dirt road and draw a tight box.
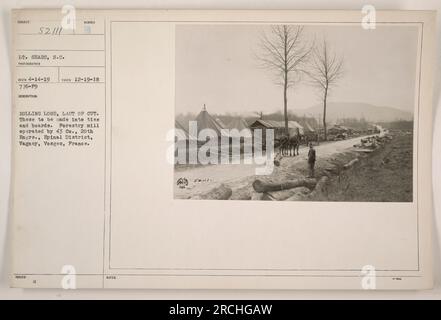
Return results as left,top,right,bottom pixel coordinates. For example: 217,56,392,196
174,134,375,199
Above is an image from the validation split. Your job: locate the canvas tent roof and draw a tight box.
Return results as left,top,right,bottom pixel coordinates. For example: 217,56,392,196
287,121,304,134
175,120,195,141
215,118,227,129
194,107,226,137
302,121,315,132
226,118,249,131
226,118,250,138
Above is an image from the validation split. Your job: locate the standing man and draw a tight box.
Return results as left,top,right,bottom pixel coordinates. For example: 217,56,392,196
308,142,316,178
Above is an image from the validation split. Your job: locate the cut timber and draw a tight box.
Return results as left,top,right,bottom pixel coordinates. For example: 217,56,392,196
354,149,374,153
193,184,232,200
261,193,276,201
230,185,252,200
252,178,317,193
251,192,264,200
343,158,359,170
266,187,310,201
284,187,312,201
324,166,339,175
302,176,329,200
313,176,329,194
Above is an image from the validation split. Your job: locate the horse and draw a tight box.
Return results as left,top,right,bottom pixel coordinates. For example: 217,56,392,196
278,135,290,156
289,134,301,156
278,132,302,157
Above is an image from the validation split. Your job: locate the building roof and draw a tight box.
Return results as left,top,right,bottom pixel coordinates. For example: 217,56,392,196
249,119,304,134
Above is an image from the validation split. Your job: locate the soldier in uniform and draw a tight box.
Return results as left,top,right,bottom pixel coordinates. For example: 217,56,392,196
307,142,316,178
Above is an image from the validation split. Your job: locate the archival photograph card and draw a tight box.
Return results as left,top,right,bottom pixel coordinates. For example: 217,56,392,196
10,9,435,289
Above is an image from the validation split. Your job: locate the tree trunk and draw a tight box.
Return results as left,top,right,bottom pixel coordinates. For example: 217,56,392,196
323,86,328,141
252,178,317,193
283,29,289,137
284,78,288,136
265,187,311,201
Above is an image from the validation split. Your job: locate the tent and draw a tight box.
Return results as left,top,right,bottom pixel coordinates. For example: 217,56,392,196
215,118,227,129
226,118,249,131
301,121,315,133
175,120,196,141
194,106,226,137
287,121,304,135
226,118,251,138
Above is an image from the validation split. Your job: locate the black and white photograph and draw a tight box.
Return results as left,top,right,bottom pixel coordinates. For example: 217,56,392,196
174,24,418,202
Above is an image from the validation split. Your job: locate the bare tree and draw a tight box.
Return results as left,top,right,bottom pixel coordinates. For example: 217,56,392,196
256,25,312,135
307,38,344,140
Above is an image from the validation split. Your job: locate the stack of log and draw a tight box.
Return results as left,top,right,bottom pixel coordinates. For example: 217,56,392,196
353,134,392,152
191,177,323,201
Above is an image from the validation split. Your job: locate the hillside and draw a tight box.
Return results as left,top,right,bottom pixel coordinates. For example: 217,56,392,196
300,102,413,123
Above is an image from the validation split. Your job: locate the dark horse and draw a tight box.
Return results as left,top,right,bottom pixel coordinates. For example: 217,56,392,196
279,131,302,156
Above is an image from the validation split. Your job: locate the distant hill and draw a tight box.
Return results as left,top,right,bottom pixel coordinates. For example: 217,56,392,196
300,102,413,123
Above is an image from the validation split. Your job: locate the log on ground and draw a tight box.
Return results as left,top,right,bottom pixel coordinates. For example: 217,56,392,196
251,191,264,200
343,158,359,170
306,176,329,199
230,185,253,200
261,193,276,201
193,184,232,200
354,149,374,153
283,187,312,201
314,176,329,194
265,187,310,201
252,178,317,193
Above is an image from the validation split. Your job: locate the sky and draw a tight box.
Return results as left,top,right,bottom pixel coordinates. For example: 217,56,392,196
175,24,419,116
